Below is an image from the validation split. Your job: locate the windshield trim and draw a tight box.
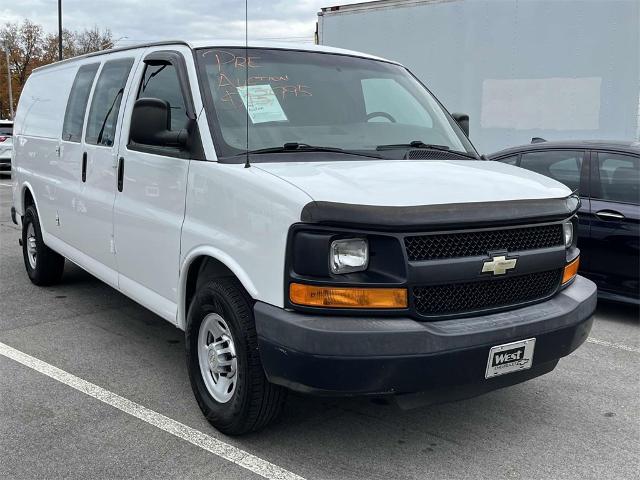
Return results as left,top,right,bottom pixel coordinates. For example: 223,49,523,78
195,47,478,163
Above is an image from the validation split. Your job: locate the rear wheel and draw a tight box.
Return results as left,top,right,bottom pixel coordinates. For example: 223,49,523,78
22,205,65,286
186,277,286,435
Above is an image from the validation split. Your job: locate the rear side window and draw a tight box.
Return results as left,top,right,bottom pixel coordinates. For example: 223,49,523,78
498,154,519,165
520,150,583,191
137,63,188,132
62,63,99,142
595,152,640,204
85,58,134,147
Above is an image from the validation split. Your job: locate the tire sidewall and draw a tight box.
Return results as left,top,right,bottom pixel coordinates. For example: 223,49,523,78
186,282,252,431
22,206,40,281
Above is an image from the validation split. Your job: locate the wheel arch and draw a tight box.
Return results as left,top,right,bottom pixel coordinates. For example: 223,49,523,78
178,247,259,330
21,182,37,214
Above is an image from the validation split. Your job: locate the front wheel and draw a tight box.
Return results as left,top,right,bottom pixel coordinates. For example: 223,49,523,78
185,278,286,435
22,205,65,286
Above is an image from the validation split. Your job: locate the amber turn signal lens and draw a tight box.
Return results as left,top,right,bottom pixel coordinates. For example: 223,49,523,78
289,283,408,309
562,257,580,284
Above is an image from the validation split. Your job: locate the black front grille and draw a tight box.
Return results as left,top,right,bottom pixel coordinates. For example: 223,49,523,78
413,269,563,317
405,224,563,261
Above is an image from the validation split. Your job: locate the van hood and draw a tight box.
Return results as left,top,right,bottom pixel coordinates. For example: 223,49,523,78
255,160,571,207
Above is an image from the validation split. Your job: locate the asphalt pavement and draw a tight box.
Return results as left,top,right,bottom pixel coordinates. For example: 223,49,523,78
0,175,638,480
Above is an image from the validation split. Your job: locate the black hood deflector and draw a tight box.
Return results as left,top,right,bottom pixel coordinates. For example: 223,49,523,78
300,195,580,231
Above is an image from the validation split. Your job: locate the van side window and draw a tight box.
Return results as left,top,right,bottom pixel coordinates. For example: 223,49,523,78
137,63,188,132
62,63,99,142
85,58,135,147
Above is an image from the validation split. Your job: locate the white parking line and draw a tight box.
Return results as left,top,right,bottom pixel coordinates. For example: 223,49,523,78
587,337,640,354
0,341,305,480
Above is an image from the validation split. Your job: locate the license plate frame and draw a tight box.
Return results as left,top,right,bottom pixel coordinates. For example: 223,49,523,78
485,338,536,379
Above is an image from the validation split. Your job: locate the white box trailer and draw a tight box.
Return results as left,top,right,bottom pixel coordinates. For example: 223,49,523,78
317,0,640,153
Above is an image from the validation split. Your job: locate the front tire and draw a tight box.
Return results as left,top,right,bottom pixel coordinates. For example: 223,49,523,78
186,278,286,435
22,205,65,286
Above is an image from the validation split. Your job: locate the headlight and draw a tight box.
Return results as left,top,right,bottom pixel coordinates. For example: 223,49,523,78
330,238,369,274
563,221,573,247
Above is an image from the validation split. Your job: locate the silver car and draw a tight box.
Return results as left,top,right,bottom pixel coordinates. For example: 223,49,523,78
0,120,13,174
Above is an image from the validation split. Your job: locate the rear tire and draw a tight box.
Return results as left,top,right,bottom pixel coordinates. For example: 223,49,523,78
22,205,65,286
186,277,286,435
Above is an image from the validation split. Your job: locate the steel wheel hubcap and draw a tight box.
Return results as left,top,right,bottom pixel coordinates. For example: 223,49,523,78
26,223,37,269
198,313,238,403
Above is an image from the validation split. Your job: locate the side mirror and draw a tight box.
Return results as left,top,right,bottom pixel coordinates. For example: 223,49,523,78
451,112,469,137
129,97,186,148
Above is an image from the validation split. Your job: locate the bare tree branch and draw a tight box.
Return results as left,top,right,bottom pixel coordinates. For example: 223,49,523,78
0,20,114,118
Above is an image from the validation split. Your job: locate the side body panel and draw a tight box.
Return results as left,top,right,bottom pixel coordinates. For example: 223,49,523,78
113,45,196,321
588,198,640,298
76,52,143,286
178,162,312,329
12,64,77,237
586,151,640,299
57,62,100,248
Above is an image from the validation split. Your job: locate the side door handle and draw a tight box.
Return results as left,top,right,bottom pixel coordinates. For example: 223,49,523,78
595,210,625,220
81,152,87,182
117,157,125,192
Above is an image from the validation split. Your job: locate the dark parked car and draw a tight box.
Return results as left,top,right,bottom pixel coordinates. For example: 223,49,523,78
490,140,639,304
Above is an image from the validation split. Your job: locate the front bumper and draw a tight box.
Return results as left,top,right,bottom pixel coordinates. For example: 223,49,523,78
255,276,596,398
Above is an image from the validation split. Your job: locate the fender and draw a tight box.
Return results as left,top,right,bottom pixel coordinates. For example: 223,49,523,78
19,181,38,217
19,181,41,230
177,245,259,330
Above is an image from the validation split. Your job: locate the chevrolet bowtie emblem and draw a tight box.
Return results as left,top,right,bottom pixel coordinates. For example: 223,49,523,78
482,255,517,275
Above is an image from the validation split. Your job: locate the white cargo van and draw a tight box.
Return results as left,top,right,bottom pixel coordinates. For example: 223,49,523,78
11,40,596,435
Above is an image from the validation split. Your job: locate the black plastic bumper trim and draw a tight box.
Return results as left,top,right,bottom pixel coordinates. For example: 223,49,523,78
255,276,596,395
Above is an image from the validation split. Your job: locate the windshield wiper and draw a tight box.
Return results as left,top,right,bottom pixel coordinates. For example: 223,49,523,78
376,140,478,159
239,143,382,159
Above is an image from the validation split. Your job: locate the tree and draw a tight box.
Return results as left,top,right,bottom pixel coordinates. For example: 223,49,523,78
41,26,113,61
74,26,113,55
2,20,44,89
0,21,114,118
42,28,76,64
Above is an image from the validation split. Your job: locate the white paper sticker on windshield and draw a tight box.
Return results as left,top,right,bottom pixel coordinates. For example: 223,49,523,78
236,85,288,124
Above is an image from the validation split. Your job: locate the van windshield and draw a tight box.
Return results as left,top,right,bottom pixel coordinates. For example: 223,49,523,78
196,48,475,161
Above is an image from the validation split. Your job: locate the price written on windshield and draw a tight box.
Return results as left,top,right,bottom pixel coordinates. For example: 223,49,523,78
206,49,312,106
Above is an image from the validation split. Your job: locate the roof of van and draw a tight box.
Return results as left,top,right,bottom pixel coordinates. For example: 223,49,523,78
33,39,398,72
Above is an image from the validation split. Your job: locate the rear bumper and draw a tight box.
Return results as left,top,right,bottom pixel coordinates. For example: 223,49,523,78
255,276,596,397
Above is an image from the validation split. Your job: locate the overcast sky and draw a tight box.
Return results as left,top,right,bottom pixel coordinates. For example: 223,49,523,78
0,0,367,45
